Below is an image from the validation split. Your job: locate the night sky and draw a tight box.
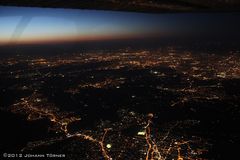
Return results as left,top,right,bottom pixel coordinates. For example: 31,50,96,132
0,6,240,45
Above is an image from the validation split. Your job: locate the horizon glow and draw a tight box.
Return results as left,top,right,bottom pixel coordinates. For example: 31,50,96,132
0,6,240,45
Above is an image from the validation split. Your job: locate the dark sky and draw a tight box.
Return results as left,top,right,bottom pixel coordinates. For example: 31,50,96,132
0,6,240,45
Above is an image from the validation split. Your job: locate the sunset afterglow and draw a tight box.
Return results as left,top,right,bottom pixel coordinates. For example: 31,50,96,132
1,6,240,45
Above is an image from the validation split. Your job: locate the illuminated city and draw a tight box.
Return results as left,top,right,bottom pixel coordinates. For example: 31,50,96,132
1,48,240,159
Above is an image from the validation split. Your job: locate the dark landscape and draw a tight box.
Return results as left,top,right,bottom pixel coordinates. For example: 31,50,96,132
1,46,240,159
